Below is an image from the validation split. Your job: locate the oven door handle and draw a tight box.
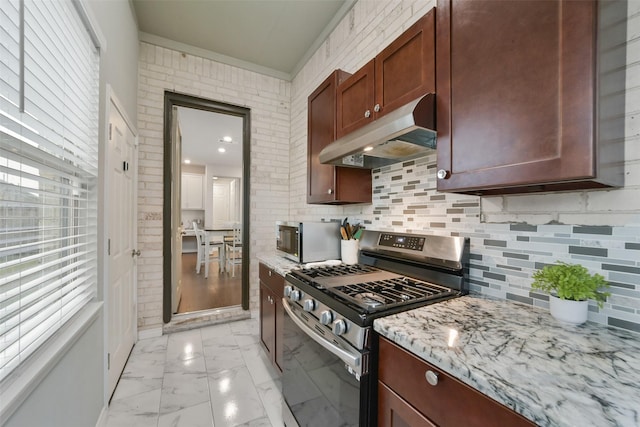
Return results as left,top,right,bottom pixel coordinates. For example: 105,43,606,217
282,298,362,376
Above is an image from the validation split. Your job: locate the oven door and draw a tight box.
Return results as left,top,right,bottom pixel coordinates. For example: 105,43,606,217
282,298,371,427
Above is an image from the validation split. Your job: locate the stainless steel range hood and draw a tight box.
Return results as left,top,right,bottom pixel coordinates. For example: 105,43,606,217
319,93,436,169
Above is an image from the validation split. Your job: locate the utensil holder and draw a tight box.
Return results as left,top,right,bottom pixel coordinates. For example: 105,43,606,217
341,239,359,265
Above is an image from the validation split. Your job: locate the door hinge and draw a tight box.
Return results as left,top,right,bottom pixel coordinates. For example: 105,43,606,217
108,238,111,255
107,352,110,370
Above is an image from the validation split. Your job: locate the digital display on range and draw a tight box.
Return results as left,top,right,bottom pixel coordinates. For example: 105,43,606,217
379,233,425,251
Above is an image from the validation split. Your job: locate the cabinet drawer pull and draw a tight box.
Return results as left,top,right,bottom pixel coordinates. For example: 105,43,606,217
373,103,381,113
268,270,272,277
425,370,439,386
364,109,371,118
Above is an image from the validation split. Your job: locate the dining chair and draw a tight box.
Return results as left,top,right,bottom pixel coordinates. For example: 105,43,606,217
194,228,223,278
192,222,201,273
224,223,242,277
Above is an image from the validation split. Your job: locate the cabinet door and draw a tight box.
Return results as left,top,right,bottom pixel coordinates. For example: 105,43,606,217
259,282,275,359
378,382,437,427
375,9,435,118
181,173,204,209
379,337,535,427
336,60,375,138
259,263,285,372
436,0,597,194
307,70,372,205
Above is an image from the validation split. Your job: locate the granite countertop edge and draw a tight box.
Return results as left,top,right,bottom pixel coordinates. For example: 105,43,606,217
373,295,640,427
257,253,302,277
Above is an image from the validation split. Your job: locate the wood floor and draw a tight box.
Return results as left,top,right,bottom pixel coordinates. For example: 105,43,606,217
177,252,242,313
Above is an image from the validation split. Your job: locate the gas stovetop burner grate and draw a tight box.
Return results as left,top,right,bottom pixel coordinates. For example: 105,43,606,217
331,277,455,312
292,264,379,283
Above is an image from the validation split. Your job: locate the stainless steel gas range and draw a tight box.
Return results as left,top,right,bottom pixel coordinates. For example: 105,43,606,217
281,230,470,427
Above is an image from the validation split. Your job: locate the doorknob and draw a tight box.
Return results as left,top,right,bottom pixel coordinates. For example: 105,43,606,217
131,249,141,257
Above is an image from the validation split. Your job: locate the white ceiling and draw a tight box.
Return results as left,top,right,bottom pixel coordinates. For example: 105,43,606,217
137,1,354,169
177,107,243,168
131,0,353,80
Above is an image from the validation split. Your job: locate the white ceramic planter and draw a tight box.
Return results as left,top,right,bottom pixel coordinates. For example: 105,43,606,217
549,295,588,325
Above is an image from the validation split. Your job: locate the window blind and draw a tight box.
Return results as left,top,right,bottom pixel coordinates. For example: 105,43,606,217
0,0,99,383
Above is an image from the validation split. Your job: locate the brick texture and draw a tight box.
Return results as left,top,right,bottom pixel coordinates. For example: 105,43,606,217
137,44,290,332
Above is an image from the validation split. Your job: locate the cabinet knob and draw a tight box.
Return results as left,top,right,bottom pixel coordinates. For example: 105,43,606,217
425,370,439,386
268,270,272,277
436,169,450,180
373,103,381,113
364,109,371,118
327,189,333,194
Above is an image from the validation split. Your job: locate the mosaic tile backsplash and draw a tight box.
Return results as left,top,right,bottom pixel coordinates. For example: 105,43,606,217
357,154,640,334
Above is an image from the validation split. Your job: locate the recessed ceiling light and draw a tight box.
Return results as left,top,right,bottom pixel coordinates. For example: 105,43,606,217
184,159,191,164
363,146,373,152
218,147,226,153
222,136,232,143
212,176,218,180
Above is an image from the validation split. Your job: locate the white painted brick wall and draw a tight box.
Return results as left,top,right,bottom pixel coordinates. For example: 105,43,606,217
137,43,290,332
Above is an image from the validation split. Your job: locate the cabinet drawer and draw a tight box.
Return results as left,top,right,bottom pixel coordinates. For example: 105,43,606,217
379,337,535,427
259,263,285,298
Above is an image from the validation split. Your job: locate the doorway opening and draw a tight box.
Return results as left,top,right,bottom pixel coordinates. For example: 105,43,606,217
163,92,250,323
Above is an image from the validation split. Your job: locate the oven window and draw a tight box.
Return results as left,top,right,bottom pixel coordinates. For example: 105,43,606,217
282,310,362,426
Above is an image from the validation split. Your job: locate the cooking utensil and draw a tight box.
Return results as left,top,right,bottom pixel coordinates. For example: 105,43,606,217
340,226,349,240
353,228,363,240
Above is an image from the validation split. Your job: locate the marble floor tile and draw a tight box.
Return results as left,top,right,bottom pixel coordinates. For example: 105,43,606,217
240,343,280,386
208,366,267,426
157,402,214,427
106,388,161,427
106,315,288,427
159,371,210,415
255,377,285,427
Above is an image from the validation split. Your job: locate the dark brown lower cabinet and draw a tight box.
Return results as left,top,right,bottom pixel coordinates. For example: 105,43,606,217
378,337,535,427
378,382,436,427
259,263,284,372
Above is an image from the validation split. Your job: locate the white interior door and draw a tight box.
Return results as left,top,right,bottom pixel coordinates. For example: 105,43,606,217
212,180,231,224
107,96,137,398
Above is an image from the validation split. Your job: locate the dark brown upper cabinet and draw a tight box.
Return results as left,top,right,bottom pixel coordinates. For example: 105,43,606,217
435,0,623,195
337,10,436,138
307,70,372,204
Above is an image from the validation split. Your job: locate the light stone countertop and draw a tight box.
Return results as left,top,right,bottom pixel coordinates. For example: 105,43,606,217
257,253,302,277
374,296,640,427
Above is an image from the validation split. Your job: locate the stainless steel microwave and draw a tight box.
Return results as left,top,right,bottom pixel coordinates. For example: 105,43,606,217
276,221,341,263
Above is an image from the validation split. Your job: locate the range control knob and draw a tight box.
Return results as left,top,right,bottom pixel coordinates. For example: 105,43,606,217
283,285,293,298
290,289,303,302
332,319,347,336
303,299,316,312
319,310,334,325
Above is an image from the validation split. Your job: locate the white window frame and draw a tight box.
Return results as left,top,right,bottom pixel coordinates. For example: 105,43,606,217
0,0,106,420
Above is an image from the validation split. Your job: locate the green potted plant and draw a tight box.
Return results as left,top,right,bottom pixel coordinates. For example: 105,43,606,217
531,261,610,325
